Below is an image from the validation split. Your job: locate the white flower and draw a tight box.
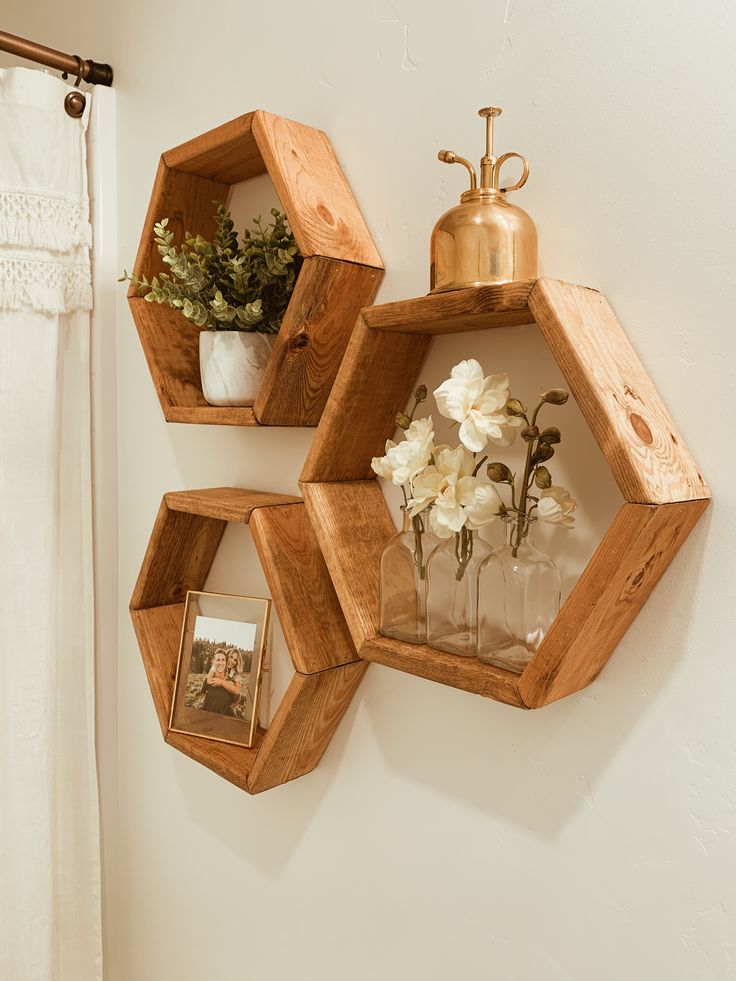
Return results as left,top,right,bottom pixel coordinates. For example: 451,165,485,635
407,445,474,537
371,417,434,486
463,483,503,530
409,445,502,538
433,359,522,453
537,485,577,528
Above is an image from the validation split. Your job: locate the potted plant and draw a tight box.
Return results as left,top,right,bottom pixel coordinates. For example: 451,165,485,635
121,204,302,406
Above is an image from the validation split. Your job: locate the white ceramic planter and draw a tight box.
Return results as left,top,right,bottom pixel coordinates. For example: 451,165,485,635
199,330,276,407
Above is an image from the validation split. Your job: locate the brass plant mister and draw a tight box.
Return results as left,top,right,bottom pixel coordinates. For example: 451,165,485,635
430,106,538,292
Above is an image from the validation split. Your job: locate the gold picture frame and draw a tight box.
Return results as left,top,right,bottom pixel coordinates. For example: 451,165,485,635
169,590,271,749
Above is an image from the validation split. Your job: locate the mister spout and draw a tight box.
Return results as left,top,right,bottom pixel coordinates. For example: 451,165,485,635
437,150,477,190
438,106,530,194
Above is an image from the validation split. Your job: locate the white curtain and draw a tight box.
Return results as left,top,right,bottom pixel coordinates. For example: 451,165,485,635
0,68,102,980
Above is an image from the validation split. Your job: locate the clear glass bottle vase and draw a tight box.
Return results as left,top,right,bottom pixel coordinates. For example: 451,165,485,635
477,515,561,672
379,509,438,644
426,527,493,657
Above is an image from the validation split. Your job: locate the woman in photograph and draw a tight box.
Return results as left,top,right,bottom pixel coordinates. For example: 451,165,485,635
225,648,244,718
201,648,241,716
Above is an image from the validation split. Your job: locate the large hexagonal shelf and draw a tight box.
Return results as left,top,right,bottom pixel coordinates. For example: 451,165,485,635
128,110,384,427
299,278,710,709
130,487,366,793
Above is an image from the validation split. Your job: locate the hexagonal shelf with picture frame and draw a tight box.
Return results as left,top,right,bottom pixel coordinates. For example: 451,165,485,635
129,487,366,793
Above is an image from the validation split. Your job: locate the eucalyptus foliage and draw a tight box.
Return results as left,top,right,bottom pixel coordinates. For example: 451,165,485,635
120,204,302,333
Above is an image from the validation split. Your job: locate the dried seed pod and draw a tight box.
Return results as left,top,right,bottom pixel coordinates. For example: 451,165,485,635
539,426,561,444
540,388,569,405
521,425,540,442
532,443,555,464
535,465,552,489
487,461,514,483
506,398,527,417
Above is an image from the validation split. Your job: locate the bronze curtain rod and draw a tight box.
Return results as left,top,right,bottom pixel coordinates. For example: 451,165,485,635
0,29,113,86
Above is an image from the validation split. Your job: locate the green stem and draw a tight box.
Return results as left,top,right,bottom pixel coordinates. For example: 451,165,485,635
513,399,545,553
412,513,426,580
454,526,474,581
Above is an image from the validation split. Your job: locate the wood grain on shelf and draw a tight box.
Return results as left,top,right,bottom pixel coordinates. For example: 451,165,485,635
529,279,710,504
130,501,224,611
361,635,527,708
250,504,358,674
519,499,710,708
165,405,259,426
362,279,537,334
164,487,300,523
300,480,396,650
300,316,431,481
254,257,383,426
252,110,383,268
128,159,228,292
130,603,185,734
247,661,368,794
128,297,205,415
163,112,264,185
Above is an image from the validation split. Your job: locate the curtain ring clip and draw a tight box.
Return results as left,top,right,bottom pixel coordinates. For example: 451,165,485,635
64,57,87,119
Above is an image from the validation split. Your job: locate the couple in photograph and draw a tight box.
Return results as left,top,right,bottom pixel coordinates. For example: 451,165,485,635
198,647,245,718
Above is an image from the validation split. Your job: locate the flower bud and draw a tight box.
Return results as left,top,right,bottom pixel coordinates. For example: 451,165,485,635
506,398,527,417
395,412,411,430
541,388,569,405
532,443,554,464
539,426,561,444
414,384,428,402
535,465,552,489
487,461,513,483
521,425,539,442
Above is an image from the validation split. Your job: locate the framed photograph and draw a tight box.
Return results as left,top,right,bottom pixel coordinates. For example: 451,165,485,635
169,590,271,749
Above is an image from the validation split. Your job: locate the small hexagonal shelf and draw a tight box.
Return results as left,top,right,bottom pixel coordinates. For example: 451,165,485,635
299,278,710,709
130,487,366,793
128,110,384,427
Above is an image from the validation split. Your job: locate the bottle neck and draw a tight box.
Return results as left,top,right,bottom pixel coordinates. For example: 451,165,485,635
504,514,535,548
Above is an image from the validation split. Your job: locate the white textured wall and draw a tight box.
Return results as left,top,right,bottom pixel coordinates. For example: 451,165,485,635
5,2,735,978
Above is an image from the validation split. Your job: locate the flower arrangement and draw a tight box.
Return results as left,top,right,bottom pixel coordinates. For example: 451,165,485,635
120,203,302,334
371,358,577,576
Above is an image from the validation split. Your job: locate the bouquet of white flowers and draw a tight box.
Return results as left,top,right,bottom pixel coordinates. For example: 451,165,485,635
371,358,577,567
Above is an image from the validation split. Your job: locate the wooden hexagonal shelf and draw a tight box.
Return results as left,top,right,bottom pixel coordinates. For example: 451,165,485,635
130,487,366,793
299,278,710,709
128,110,384,427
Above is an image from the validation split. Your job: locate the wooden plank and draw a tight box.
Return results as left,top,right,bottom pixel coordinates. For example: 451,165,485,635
252,110,383,268
300,480,396,649
166,729,263,793
529,279,710,504
300,316,431,481
163,112,265,185
362,279,537,334
519,499,710,707
129,158,228,291
129,297,207,417
130,603,185,734
247,662,368,794
361,635,527,708
130,500,225,610
164,405,259,426
164,487,301,524
250,504,358,673
254,257,383,426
